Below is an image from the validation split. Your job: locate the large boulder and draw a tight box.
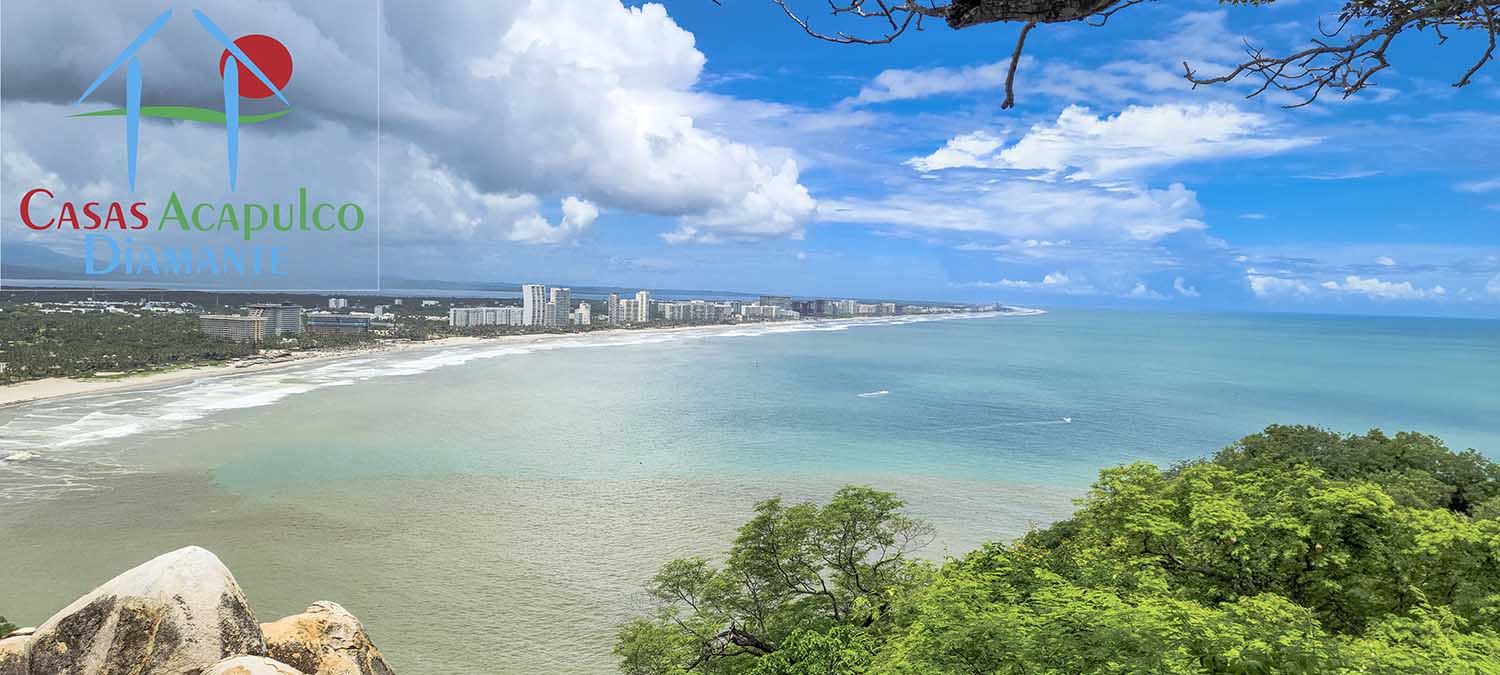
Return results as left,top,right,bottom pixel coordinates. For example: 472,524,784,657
0,632,29,675
204,656,306,675
261,603,393,675
27,546,266,675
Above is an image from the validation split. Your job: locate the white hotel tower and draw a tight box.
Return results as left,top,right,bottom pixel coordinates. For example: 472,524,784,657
521,284,547,326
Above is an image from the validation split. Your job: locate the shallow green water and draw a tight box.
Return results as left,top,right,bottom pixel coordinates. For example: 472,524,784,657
2,310,1497,673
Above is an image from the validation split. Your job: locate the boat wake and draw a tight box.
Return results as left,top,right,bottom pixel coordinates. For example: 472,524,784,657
858,390,890,398
934,417,1075,434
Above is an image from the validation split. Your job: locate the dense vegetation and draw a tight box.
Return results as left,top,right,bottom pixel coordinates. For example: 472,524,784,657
0,616,14,636
617,426,1500,674
0,306,256,383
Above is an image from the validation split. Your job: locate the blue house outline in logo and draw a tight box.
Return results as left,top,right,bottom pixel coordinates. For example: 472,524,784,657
77,9,291,191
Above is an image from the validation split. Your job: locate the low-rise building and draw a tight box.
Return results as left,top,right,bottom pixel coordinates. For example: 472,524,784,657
449,306,524,328
306,312,371,334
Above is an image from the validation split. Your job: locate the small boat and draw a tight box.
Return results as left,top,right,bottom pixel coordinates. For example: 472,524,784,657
1061,417,1073,423
858,390,890,398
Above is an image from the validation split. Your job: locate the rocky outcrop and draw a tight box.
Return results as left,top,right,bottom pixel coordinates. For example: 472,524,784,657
7,547,392,675
24,546,265,675
261,603,393,675
0,632,30,675
204,656,307,675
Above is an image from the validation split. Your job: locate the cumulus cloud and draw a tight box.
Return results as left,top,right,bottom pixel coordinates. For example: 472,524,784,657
1319,275,1441,300
1374,256,1397,266
907,104,1317,178
507,197,600,245
1173,276,1201,298
1248,274,1312,298
1129,282,1165,299
0,0,819,270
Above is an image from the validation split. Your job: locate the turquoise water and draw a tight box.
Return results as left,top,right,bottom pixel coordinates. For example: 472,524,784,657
1,310,1497,673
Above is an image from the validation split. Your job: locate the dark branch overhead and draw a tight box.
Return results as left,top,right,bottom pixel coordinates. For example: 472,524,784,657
725,0,1500,109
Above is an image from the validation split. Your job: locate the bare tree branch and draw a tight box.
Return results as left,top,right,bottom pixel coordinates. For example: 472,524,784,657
1185,0,1500,108
1003,21,1038,109
723,0,1498,110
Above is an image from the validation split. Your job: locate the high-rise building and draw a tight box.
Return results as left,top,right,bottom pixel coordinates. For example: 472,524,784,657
618,298,640,323
544,302,558,328
574,302,592,326
759,295,792,310
634,290,651,323
549,288,571,327
247,303,303,335
327,297,348,310
521,284,546,326
607,293,621,325
199,315,267,342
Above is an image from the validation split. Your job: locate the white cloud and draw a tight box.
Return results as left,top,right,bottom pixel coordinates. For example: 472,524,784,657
662,158,815,243
1248,274,1313,298
1,0,820,254
1319,275,1437,300
1174,276,1201,298
908,104,1317,178
1129,282,1165,299
1488,273,1500,297
1374,256,1397,266
907,131,1006,172
1239,213,1268,220
1457,177,1500,193
507,197,600,244
819,180,1206,242
846,61,1012,106
962,271,1094,294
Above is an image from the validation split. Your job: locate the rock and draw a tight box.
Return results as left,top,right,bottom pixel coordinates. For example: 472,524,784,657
0,633,28,675
27,546,266,675
205,656,307,675
261,602,393,675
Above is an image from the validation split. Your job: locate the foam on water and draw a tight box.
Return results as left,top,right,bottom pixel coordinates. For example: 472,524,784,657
0,311,1025,501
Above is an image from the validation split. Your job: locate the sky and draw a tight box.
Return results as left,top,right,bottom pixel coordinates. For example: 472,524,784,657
1,0,1498,315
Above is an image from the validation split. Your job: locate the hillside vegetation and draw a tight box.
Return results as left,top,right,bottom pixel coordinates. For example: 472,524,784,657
617,426,1500,675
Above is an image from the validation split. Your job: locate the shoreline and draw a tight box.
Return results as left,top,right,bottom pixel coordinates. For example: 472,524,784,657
0,310,1036,410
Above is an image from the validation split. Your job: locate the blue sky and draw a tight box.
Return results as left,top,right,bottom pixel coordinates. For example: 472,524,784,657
2,0,1498,315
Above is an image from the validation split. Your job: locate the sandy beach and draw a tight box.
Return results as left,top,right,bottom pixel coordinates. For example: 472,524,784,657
0,313,1015,409
0,335,488,409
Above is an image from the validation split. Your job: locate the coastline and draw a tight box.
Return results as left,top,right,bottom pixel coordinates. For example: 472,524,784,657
0,310,1034,410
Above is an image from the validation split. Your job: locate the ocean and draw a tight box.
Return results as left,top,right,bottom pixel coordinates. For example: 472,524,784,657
1,309,1497,674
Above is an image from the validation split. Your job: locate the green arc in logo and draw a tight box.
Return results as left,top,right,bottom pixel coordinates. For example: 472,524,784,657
70,106,292,125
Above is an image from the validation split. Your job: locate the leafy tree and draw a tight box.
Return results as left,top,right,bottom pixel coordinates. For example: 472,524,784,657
616,486,934,673
0,615,15,636
1201,425,1500,515
620,426,1500,675
721,0,1499,109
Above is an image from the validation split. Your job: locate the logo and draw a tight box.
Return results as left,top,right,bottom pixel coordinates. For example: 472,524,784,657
73,9,294,191
10,5,374,286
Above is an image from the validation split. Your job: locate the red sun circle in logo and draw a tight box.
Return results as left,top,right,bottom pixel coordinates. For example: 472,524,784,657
217,35,293,99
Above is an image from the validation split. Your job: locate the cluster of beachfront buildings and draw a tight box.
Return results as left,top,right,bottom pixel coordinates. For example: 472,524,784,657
198,302,396,342
448,284,908,329
188,284,941,343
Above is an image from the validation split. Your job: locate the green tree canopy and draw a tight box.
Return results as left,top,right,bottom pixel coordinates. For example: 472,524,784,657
619,427,1500,675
